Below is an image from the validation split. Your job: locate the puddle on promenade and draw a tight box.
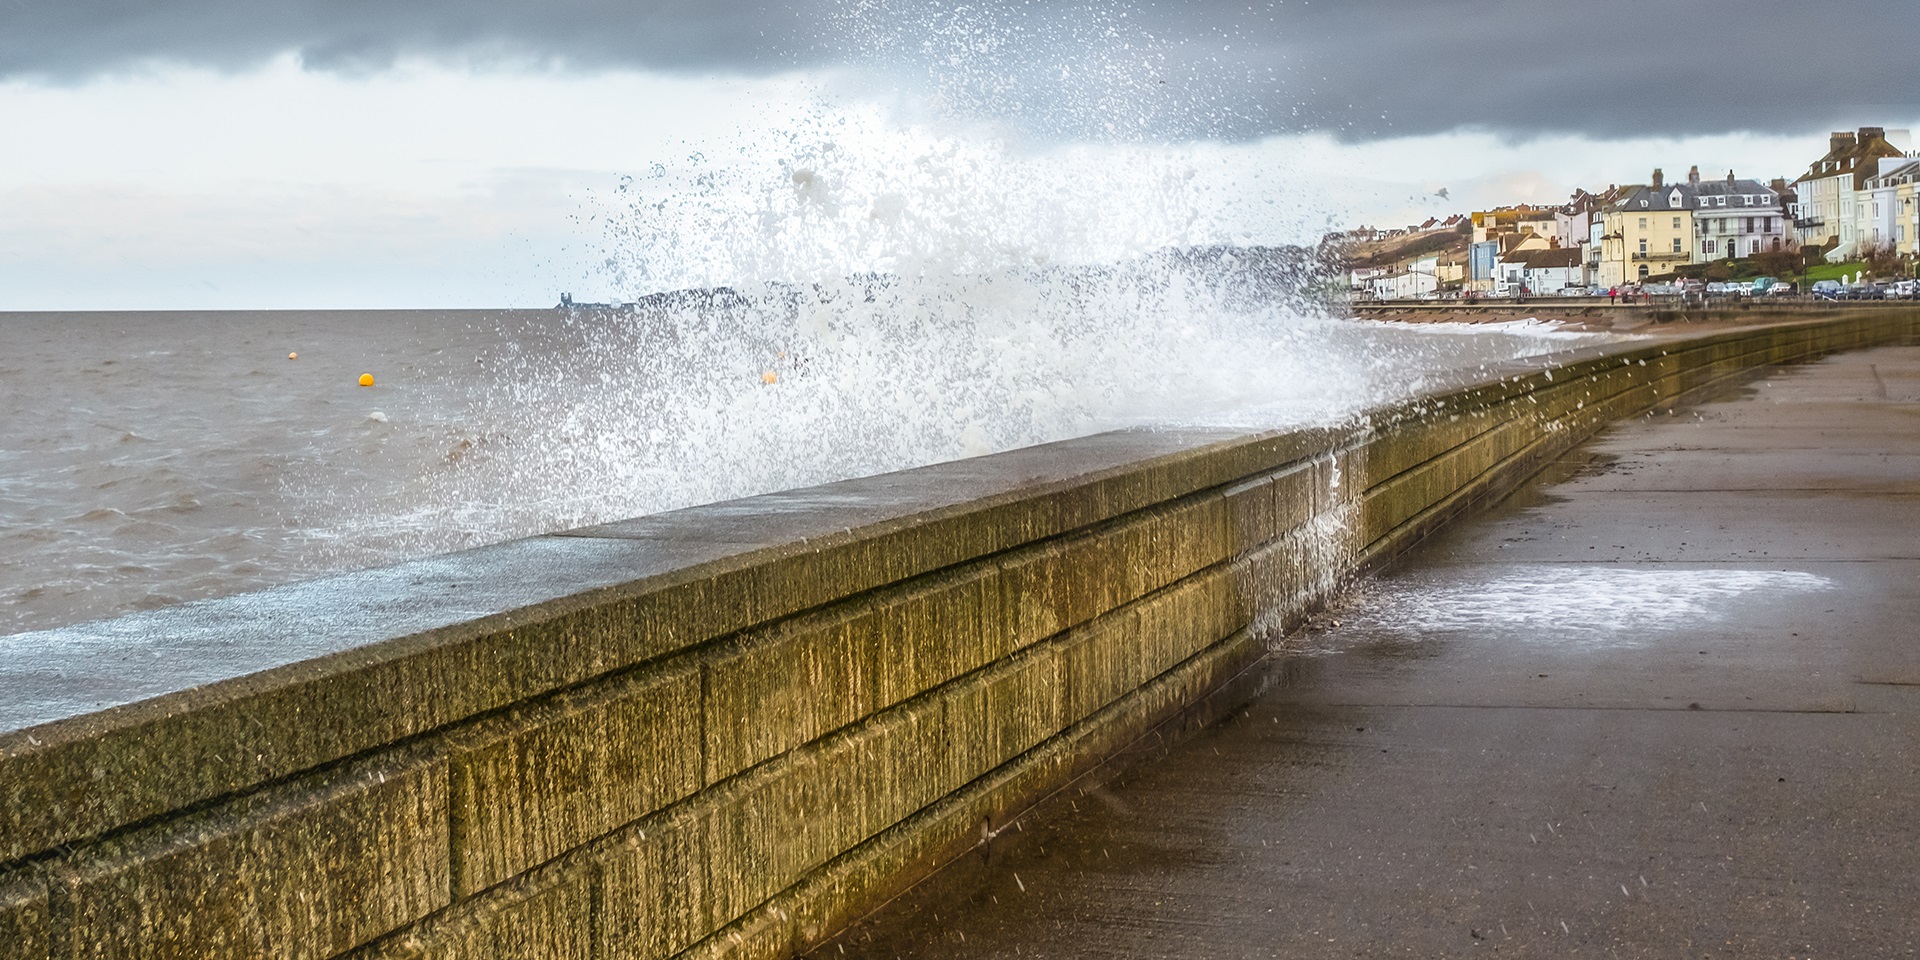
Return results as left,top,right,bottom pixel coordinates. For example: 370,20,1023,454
1335,567,1834,649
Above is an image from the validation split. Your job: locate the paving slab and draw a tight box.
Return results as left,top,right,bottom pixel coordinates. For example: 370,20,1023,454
820,345,1920,959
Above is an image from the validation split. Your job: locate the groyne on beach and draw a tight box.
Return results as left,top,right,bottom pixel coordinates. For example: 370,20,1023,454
3,309,1917,960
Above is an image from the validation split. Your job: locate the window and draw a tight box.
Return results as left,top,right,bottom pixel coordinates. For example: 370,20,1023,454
1750,240,1760,254
1764,217,1774,232
1705,239,1717,255
1672,237,1683,253
1638,217,1648,229
1744,217,1754,233
1673,217,1682,229
1639,239,1648,254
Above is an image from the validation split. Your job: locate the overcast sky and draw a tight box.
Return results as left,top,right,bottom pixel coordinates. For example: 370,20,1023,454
3,0,1917,307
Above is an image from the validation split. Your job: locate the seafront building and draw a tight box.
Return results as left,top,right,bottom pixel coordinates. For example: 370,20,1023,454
1470,206,1558,246
1596,170,1696,286
1861,159,1920,255
1790,127,1911,256
1685,167,1788,262
1890,173,1920,257
1492,247,1585,295
1359,124,1920,296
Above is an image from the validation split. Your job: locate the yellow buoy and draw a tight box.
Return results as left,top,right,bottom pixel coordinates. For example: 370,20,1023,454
287,352,298,360
760,371,778,384
358,373,375,387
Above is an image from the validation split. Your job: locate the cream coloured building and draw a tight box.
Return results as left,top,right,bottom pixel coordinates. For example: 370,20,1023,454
1596,170,1696,286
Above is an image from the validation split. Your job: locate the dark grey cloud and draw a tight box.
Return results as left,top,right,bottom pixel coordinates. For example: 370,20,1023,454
0,0,810,76
4,0,1917,142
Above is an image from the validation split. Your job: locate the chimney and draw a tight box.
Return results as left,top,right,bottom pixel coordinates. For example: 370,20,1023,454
1831,131,1856,155
1688,165,1701,186
1860,126,1886,144
1727,169,1736,185
1652,168,1665,189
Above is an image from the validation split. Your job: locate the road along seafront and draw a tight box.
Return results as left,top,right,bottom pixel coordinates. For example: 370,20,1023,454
1,309,1916,959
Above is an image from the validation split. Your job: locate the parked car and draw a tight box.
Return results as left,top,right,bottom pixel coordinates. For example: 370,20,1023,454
1811,279,1844,300
1887,279,1920,300
1750,276,1780,294
1767,281,1799,297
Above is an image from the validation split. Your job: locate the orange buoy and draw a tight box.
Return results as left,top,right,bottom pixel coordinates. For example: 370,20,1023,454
358,373,375,387
760,371,778,384
287,352,298,360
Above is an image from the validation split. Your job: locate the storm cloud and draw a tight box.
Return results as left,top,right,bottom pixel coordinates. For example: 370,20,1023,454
4,0,1916,142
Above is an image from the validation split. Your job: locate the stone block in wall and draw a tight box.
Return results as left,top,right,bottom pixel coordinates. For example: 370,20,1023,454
703,564,1004,786
704,612,876,786
695,746,831,928
446,659,701,897
1059,568,1240,726
1056,609,1140,727
1235,521,1353,631
1133,570,1240,683
999,541,1073,650
53,747,448,960
1361,404,1509,490
0,869,47,960
867,567,1008,713
350,860,592,960
697,694,963,932
999,496,1230,654
595,807,710,960
945,645,1063,787
1359,412,1532,548
780,787,986,951
1224,474,1280,556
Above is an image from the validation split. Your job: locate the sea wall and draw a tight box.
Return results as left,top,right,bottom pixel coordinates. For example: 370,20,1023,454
3,311,1917,960
1351,296,1875,327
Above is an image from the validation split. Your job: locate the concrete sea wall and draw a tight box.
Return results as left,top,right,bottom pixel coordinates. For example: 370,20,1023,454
3,311,1917,959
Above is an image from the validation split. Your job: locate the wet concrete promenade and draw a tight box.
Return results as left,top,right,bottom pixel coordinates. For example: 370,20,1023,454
819,345,1920,959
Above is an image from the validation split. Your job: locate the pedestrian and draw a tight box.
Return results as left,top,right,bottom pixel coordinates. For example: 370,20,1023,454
1608,286,1617,304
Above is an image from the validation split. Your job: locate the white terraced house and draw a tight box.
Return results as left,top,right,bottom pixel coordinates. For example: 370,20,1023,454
1791,127,1911,258
1685,166,1788,262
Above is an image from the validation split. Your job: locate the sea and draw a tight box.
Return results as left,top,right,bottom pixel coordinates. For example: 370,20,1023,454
0,277,1619,637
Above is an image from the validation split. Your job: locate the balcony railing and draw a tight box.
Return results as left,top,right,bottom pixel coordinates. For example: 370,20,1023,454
1631,252,1691,262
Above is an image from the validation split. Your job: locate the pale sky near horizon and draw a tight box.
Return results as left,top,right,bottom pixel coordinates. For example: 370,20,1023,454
3,1,1916,309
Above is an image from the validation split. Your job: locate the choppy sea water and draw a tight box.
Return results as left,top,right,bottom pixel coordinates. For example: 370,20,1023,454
0,288,1616,636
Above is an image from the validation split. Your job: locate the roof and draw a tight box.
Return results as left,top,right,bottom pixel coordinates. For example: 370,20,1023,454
1690,176,1782,212
1472,205,1559,227
1793,128,1909,190
1504,247,1584,270
1612,183,1697,212
1866,159,1920,188
1692,177,1774,198
1558,186,1627,216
